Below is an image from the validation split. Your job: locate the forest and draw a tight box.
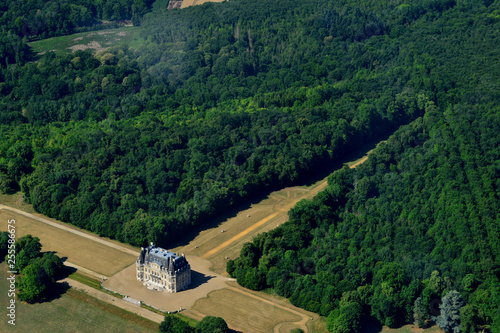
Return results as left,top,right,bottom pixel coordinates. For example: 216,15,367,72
0,0,442,246
224,1,500,331
0,0,499,330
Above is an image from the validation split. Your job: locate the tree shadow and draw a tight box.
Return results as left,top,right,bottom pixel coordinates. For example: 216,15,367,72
40,255,74,302
167,195,265,249
359,316,383,333
42,280,71,303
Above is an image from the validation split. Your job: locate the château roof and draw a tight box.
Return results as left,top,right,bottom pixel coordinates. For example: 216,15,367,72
137,244,189,272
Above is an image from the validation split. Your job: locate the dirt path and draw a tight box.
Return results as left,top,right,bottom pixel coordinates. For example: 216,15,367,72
64,261,109,280
0,204,139,257
202,211,280,259
0,140,378,332
348,155,369,169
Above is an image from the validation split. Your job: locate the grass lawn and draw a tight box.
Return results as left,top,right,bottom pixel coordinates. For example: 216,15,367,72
0,262,158,332
28,26,143,55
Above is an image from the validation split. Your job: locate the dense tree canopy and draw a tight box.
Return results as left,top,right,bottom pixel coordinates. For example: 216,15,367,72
159,315,193,333
195,316,229,333
3,0,495,249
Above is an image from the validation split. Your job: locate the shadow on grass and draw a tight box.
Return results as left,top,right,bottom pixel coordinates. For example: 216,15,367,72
43,280,72,303
40,255,75,303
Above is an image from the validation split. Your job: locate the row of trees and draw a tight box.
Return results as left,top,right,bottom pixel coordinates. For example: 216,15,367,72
0,0,155,40
0,233,64,303
0,0,498,328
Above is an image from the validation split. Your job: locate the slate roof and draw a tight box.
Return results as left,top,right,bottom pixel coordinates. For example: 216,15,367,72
138,244,189,272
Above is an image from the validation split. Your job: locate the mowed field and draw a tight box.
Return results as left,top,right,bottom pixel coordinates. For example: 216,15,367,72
0,208,137,277
28,26,142,55
0,262,158,333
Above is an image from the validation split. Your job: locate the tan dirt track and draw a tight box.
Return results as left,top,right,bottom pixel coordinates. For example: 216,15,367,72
202,211,280,259
197,152,369,263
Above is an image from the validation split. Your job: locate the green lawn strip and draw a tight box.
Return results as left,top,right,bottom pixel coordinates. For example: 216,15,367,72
175,313,199,328
65,288,159,331
67,271,198,328
67,272,101,289
140,303,199,327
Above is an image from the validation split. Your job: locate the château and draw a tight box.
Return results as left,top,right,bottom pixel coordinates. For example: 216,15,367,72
136,243,191,293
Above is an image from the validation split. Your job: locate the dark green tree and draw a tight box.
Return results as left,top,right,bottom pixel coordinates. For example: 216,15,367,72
327,301,363,333
434,291,465,333
17,261,49,303
195,316,228,333
413,297,427,328
0,231,10,257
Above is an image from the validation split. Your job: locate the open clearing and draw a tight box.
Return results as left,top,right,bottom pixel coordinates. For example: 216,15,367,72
0,262,157,333
28,26,142,55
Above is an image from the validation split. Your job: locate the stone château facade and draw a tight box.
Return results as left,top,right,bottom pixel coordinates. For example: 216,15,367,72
136,243,191,293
